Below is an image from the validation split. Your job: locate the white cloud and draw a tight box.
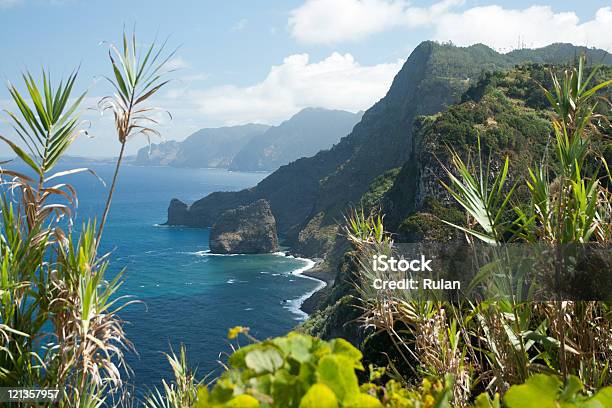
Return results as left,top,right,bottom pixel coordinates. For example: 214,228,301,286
288,0,463,44
1,54,399,156
434,5,612,52
289,0,612,51
167,52,404,125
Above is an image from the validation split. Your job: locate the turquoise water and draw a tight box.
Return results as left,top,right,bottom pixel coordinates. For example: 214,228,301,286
41,163,321,388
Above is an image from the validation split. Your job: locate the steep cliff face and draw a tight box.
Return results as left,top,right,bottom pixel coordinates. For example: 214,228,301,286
166,42,611,258
383,62,612,235
209,199,279,254
166,199,191,226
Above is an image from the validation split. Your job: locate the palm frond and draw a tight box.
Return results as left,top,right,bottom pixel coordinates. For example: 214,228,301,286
3,69,86,176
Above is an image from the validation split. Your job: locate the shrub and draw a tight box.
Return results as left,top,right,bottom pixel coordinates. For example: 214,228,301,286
194,330,383,407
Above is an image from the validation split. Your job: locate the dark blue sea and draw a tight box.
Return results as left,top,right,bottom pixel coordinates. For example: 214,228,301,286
39,163,321,389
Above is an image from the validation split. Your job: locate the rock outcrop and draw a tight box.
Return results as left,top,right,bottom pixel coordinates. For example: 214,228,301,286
209,199,278,254
166,199,190,226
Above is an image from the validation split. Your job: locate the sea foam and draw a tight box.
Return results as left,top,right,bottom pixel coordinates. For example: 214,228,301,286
284,257,325,321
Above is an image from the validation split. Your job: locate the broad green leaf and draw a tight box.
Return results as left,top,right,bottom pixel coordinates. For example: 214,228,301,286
273,332,313,363
344,393,382,407
316,354,360,402
209,377,235,404
224,394,260,408
560,375,584,401
270,368,303,408
245,347,284,374
329,338,362,365
227,343,254,369
299,384,338,408
193,387,210,408
504,374,562,408
582,387,612,408
474,392,501,408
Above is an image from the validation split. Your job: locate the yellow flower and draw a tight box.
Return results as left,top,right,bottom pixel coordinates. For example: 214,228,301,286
228,326,248,339
421,378,431,392
424,394,435,408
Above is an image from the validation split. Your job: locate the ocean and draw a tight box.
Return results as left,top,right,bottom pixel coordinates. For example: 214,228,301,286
30,163,322,389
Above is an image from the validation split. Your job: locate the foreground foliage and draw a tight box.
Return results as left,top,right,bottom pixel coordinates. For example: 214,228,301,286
0,31,172,406
180,330,611,407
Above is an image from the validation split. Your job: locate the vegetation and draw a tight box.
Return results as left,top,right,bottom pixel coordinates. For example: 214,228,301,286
0,31,172,406
360,168,401,210
177,329,611,407
340,56,612,407
97,31,175,245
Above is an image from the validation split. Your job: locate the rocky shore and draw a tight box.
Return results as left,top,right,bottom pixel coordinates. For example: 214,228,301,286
298,263,335,315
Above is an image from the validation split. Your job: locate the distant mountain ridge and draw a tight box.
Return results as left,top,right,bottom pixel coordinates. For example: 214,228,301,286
132,124,270,168
229,108,362,171
133,108,361,171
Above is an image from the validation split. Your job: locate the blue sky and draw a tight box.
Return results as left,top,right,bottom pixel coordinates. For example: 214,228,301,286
0,0,610,156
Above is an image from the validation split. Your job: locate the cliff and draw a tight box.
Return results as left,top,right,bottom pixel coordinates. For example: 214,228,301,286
165,41,610,346
209,199,279,254
134,108,360,172
302,62,612,344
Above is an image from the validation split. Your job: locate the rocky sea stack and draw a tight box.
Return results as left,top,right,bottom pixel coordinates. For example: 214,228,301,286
166,199,190,226
209,199,279,254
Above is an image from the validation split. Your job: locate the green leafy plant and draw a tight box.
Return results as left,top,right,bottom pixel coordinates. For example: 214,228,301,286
439,55,611,386
194,329,384,407
347,57,611,408
344,207,392,251
504,374,612,408
144,346,201,408
0,70,132,406
439,138,515,245
0,31,175,407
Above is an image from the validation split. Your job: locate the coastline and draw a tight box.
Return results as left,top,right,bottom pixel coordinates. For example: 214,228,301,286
299,265,335,315
283,255,332,320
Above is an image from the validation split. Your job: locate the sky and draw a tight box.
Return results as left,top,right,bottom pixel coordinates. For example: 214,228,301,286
0,0,610,157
